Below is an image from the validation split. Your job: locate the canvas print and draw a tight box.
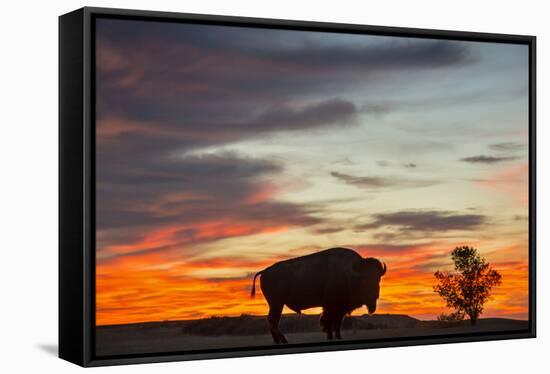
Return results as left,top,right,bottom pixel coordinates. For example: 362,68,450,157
94,17,530,357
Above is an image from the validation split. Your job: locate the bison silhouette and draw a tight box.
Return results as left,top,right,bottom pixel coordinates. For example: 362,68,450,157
251,247,386,344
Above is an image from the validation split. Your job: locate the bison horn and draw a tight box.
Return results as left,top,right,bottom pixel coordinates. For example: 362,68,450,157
381,262,387,276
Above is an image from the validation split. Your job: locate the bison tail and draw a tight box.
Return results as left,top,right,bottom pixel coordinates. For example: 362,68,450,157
250,271,263,299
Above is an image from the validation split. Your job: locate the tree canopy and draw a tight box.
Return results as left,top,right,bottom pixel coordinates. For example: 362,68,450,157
434,246,502,325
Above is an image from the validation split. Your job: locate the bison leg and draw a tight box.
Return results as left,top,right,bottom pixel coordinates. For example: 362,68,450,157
322,309,345,340
320,312,328,332
267,303,288,344
334,313,344,340
322,310,334,340
326,327,334,340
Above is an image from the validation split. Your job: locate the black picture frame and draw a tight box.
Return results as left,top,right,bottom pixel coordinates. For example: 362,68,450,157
59,6,536,367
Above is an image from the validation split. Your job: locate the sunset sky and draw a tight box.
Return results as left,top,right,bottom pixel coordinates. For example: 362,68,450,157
95,18,530,326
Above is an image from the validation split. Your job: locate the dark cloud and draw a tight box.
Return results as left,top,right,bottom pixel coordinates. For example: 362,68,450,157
333,157,357,166
94,19,476,260
370,230,476,242
97,19,473,78
459,155,519,164
261,38,473,71
95,96,357,251
331,171,394,188
99,151,282,187
251,98,357,132
97,151,322,255
96,18,474,126
96,97,358,163
359,102,394,117
377,160,391,167
489,142,526,152
330,171,438,190
312,227,346,234
357,210,486,233
354,243,433,254
95,96,359,255
97,18,473,70
376,160,417,169
513,215,528,221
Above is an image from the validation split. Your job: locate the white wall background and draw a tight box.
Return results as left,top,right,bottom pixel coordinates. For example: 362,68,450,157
0,0,546,372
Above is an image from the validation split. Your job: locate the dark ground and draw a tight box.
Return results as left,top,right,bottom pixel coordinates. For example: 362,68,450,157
96,314,528,356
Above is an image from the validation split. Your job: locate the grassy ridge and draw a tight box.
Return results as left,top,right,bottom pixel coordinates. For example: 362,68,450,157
97,313,426,336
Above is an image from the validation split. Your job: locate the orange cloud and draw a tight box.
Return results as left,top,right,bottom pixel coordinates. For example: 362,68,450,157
97,253,270,325
97,242,528,325
101,219,291,259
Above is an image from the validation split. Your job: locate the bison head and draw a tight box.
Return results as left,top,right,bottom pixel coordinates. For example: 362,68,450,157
353,257,387,314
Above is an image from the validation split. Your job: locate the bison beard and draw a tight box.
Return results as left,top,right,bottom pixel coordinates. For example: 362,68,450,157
250,247,386,344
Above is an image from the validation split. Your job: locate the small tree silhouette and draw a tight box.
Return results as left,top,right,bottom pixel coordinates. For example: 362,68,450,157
434,246,502,326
